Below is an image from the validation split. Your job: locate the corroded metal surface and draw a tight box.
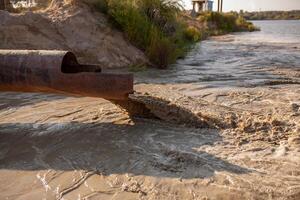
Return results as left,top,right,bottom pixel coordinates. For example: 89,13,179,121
0,50,133,100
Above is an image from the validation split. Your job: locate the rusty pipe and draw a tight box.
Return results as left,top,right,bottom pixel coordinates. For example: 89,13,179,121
0,50,133,100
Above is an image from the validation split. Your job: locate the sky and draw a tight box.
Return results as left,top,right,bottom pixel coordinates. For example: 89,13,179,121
182,0,300,12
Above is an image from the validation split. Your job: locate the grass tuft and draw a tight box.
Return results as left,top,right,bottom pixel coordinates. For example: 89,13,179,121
86,1,259,68
87,0,192,68
184,26,202,42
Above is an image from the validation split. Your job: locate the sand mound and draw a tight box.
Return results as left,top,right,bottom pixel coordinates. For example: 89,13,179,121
0,0,147,68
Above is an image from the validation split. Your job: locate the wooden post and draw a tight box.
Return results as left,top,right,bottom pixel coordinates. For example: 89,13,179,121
220,0,223,12
192,1,196,12
0,0,11,10
0,0,5,10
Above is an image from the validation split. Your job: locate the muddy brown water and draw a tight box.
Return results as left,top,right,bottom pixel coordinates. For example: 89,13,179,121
0,21,300,200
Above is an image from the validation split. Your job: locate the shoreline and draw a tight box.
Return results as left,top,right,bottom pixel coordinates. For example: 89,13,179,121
0,2,299,200
0,68,299,199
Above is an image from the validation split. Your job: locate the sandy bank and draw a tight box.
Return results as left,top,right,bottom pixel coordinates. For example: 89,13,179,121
0,4,299,199
0,0,147,68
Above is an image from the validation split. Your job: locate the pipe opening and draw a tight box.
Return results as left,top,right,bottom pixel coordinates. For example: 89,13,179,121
61,52,102,73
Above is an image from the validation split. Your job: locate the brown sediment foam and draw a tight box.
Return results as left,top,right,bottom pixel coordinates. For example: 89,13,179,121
113,85,299,145
127,92,240,129
112,92,237,130
114,93,225,129
0,85,299,199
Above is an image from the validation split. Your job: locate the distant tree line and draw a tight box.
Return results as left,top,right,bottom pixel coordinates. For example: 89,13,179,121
239,10,300,20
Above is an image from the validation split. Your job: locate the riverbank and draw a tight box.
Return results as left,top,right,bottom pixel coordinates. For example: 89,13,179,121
0,0,257,69
1,21,300,198
85,0,259,68
0,3,299,200
0,0,148,68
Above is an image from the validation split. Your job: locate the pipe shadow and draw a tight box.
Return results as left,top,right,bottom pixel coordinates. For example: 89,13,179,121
0,120,251,179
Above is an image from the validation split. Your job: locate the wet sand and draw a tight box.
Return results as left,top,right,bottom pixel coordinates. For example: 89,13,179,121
0,80,299,200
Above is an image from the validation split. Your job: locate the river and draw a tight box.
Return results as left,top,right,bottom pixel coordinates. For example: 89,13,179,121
0,20,299,200
135,20,300,89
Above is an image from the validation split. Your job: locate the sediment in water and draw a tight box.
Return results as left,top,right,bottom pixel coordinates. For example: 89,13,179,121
0,83,299,200
119,84,300,146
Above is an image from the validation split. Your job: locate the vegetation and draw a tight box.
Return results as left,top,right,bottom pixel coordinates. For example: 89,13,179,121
184,26,202,42
86,0,258,68
3,0,260,68
87,0,196,68
241,10,300,20
198,12,259,34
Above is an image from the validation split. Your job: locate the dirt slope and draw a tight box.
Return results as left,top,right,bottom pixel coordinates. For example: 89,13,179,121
0,0,147,68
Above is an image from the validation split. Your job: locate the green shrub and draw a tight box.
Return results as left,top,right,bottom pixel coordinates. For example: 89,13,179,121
235,15,259,31
199,12,238,32
184,26,202,42
87,0,192,68
198,12,258,33
86,1,257,68
235,16,246,27
146,29,177,68
108,1,152,49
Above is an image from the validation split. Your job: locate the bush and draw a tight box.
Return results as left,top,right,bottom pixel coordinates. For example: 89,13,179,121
88,0,192,68
108,1,152,49
87,1,257,68
198,11,258,33
146,29,177,68
236,15,259,32
199,12,238,32
184,26,202,42
247,23,259,32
